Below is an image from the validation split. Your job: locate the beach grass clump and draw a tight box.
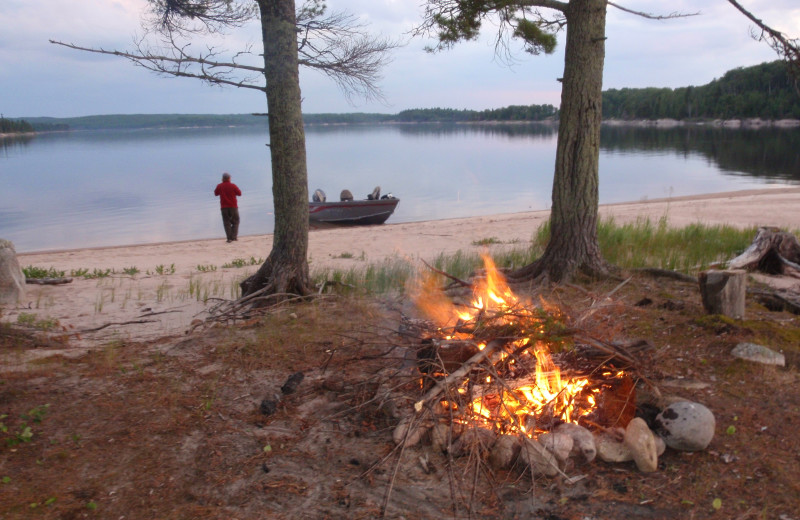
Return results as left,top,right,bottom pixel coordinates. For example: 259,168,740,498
16,312,59,331
312,218,762,296
531,217,758,273
472,237,502,246
22,266,65,279
596,217,757,272
152,264,176,276
312,256,417,294
222,257,263,269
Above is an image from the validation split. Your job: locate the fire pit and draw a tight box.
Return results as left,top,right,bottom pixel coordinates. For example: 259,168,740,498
392,255,715,476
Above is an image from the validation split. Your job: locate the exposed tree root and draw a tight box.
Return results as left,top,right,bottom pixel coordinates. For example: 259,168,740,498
506,254,619,285
239,254,314,305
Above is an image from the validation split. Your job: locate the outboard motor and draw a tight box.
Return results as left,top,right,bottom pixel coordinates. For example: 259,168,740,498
367,186,381,200
312,189,326,202
340,189,354,201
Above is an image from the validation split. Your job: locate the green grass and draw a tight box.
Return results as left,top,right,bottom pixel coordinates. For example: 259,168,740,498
311,218,766,295
16,313,59,331
595,217,758,272
22,266,65,279
222,257,263,269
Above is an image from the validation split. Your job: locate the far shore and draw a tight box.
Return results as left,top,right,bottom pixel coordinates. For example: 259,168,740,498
5,187,800,349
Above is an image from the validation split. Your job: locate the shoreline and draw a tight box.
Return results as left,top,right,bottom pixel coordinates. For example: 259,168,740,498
5,187,800,349
15,186,800,261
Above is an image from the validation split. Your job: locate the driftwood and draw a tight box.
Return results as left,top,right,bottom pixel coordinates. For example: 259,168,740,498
728,227,800,277
748,288,800,314
25,277,73,285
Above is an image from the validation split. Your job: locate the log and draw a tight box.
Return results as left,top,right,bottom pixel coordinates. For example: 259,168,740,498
698,270,747,319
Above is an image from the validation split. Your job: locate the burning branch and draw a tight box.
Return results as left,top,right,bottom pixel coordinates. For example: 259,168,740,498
414,339,504,413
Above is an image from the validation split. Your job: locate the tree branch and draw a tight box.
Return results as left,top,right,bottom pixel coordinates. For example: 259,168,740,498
725,0,800,86
51,0,400,104
607,2,699,21
50,39,268,92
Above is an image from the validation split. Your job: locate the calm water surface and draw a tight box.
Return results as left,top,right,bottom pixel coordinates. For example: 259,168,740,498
1,124,798,252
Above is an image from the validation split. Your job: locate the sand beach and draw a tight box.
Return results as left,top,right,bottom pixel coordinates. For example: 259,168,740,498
5,187,800,350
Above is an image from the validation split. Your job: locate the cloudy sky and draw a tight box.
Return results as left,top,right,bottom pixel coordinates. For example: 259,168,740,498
2,0,798,118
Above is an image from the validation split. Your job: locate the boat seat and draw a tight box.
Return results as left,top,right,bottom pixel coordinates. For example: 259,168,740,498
367,186,381,200
340,189,354,201
312,189,326,202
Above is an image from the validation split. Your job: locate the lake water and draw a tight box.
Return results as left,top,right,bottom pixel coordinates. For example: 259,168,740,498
2,123,799,253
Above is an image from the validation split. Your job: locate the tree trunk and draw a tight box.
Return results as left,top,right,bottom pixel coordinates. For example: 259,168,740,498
510,0,609,283
241,0,313,299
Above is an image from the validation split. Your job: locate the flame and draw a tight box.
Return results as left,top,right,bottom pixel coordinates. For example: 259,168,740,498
414,254,597,436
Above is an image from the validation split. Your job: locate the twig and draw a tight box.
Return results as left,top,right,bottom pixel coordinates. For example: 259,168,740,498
79,319,158,333
421,259,473,288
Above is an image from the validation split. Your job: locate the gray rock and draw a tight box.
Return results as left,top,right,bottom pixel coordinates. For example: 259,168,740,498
489,434,521,470
537,432,573,463
653,401,715,451
0,239,25,305
624,418,658,473
449,426,496,457
731,342,785,367
653,433,666,456
554,422,597,462
518,438,560,477
393,415,432,447
595,431,633,463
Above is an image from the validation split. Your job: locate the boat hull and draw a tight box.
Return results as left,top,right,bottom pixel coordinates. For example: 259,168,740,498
308,198,399,225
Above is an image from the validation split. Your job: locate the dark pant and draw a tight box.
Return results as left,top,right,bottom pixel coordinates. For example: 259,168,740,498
220,207,240,241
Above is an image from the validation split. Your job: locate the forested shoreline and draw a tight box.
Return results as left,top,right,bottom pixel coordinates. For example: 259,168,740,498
4,60,798,134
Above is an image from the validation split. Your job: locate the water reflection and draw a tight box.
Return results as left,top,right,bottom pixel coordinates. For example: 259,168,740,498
392,122,557,139
599,126,800,181
0,134,35,157
1,123,798,252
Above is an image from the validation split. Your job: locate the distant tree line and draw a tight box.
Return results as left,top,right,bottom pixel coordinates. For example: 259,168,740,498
0,117,34,134
392,104,559,122
12,60,799,132
603,61,800,120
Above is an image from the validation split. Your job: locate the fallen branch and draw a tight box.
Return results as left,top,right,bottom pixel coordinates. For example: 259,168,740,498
25,277,73,285
79,319,158,333
748,288,800,314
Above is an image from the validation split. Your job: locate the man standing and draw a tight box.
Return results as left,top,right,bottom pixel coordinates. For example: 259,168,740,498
214,172,242,243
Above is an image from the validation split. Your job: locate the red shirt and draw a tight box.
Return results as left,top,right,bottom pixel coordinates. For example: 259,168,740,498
214,180,242,208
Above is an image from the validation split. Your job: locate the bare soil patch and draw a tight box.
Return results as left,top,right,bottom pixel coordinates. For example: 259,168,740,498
1,271,798,519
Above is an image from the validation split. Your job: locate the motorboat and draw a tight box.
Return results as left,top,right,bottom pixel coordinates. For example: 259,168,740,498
309,186,399,225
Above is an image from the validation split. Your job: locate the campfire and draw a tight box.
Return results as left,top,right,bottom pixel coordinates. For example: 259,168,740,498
392,255,716,476
410,255,633,436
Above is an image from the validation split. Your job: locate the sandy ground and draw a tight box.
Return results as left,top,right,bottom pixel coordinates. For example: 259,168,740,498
4,187,800,352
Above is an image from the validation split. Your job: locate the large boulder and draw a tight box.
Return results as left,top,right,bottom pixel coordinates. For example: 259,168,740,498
0,239,25,305
653,401,715,452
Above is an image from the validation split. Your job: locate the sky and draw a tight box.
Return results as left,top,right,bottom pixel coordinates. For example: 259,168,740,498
1,0,798,118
